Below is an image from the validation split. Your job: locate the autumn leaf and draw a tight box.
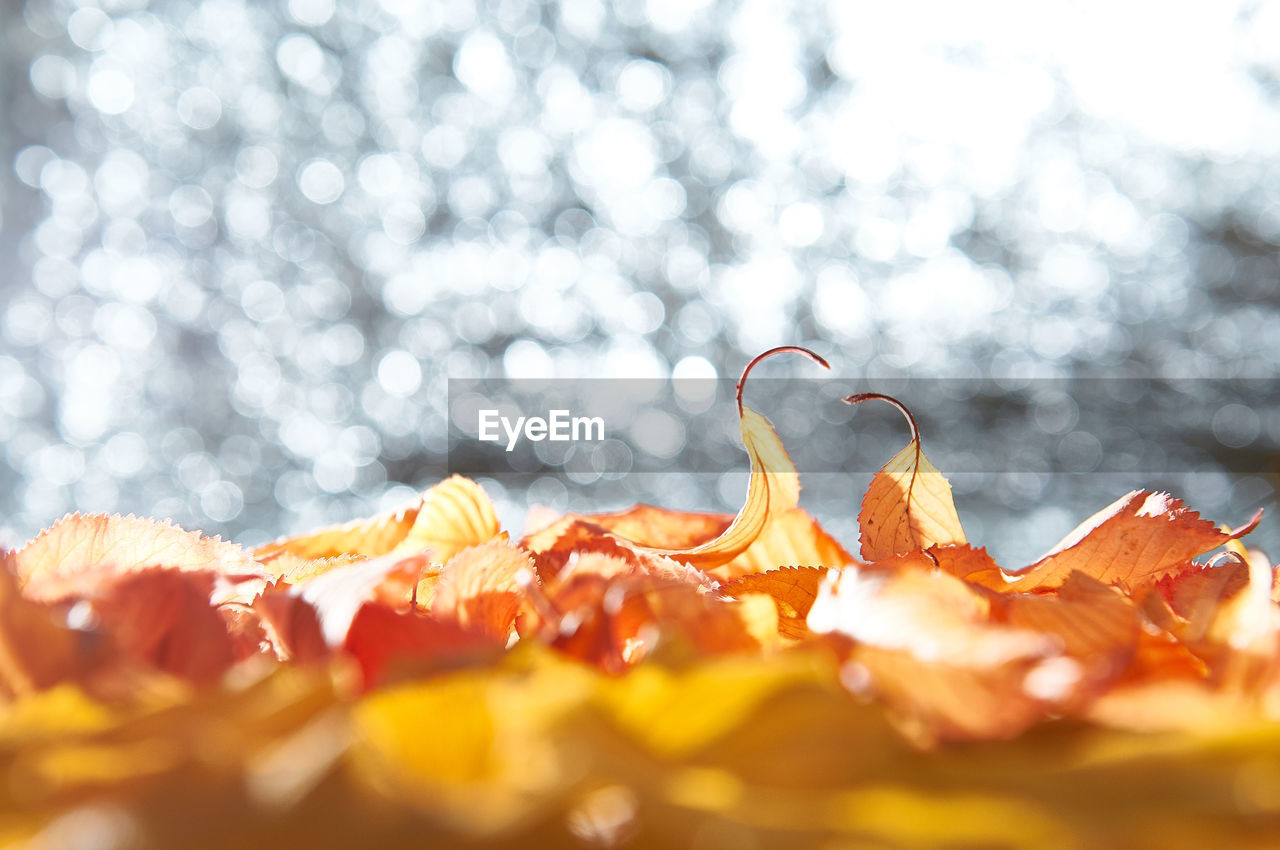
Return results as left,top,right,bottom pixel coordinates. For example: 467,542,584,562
0,551,85,698
523,504,732,555
847,393,967,562
87,569,238,686
255,475,499,564
291,552,429,646
926,543,1002,584
13,513,265,604
722,566,828,639
611,346,828,569
344,603,498,688
999,571,1140,683
989,491,1261,593
262,552,368,584
431,539,535,643
716,507,856,581
392,476,502,561
807,563,1066,742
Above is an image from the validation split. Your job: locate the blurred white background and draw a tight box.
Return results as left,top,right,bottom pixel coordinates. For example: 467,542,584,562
1,0,1277,564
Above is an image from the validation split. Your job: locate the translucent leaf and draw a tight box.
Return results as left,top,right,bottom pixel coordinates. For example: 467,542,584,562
996,491,1260,592
716,507,855,581
847,394,966,562
722,567,829,639
432,540,536,643
14,513,264,604
255,476,499,564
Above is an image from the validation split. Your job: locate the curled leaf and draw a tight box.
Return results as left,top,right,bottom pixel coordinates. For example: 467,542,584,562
626,346,828,569
847,394,966,562
391,476,502,562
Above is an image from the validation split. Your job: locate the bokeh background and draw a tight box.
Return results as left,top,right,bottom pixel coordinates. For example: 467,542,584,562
1,0,1278,565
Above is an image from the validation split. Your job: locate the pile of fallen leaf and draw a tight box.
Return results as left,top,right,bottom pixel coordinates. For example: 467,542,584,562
2,346,1278,849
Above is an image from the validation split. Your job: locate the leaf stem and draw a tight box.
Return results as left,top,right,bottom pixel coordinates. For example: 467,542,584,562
736,346,830,416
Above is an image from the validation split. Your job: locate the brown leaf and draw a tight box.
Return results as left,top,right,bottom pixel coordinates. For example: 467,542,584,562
995,491,1259,593
847,394,966,562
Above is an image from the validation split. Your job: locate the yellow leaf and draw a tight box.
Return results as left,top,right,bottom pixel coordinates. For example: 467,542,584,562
848,393,966,562
716,507,855,581
626,346,828,569
255,475,500,564
392,476,501,562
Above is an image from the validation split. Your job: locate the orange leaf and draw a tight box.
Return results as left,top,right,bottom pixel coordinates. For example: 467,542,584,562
13,513,265,604
523,519,719,598
344,603,498,688
1000,571,1140,675
254,475,499,564
927,544,1002,585
292,552,429,646
432,540,536,643
996,492,1259,593
848,394,966,562
524,518,672,580
722,567,828,639
538,571,760,672
808,564,1064,743
89,569,238,686
0,551,84,698
523,505,731,556
252,590,330,665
